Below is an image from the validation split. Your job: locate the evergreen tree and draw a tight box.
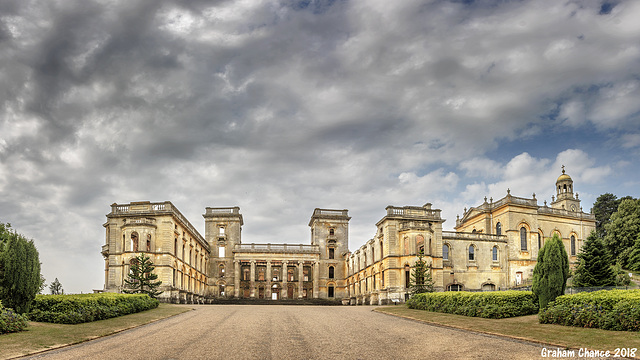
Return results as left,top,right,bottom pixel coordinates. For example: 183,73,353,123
613,262,632,286
409,251,434,295
604,198,640,268
572,231,616,287
123,253,163,298
49,278,64,295
592,193,623,239
0,228,42,314
532,234,569,309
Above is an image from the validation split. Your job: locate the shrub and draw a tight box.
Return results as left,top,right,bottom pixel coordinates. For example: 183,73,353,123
406,291,538,319
27,293,159,324
0,300,29,334
538,289,640,331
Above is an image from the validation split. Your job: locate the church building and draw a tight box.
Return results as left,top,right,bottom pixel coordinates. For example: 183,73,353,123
100,168,595,304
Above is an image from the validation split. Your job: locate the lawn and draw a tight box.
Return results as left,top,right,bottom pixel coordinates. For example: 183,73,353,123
0,303,191,360
375,306,640,355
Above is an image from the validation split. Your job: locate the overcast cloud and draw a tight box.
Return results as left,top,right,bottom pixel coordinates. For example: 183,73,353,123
1,0,639,293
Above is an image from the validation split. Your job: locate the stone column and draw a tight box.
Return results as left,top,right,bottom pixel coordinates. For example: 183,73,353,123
298,261,304,299
282,261,288,299
313,261,319,298
250,260,256,298
266,261,272,299
234,260,240,298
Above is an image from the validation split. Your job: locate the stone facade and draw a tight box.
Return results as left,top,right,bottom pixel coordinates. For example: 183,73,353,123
345,169,595,305
102,205,349,303
101,169,595,304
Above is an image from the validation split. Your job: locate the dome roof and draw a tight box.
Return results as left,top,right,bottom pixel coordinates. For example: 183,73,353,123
557,166,572,182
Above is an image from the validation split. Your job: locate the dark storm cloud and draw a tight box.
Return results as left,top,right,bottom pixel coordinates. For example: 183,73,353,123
1,0,639,293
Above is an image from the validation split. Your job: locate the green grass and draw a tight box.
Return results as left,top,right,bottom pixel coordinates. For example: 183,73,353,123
0,303,191,359
375,306,640,354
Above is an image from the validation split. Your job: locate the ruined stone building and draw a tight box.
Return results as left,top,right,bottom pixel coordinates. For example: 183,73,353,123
101,168,594,304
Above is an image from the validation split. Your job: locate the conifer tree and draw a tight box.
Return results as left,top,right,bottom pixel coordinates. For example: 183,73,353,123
0,226,42,314
409,250,434,295
49,278,64,295
572,232,615,287
124,253,163,298
532,234,569,309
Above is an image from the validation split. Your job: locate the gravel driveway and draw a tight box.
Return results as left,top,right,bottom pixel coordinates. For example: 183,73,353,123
22,305,577,360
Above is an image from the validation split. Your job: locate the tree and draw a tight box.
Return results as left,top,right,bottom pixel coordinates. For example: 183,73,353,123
627,234,640,272
123,253,163,298
409,251,434,295
604,198,640,268
572,231,616,287
532,234,569,309
613,262,632,286
592,193,621,239
0,227,42,314
49,278,64,295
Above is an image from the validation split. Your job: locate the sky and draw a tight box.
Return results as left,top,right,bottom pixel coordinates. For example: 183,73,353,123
1,0,639,294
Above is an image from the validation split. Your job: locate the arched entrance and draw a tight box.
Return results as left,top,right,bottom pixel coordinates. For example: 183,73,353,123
271,284,280,300
287,284,295,299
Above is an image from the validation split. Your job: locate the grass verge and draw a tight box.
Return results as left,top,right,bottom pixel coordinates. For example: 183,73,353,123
375,306,640,356
0,303,191,360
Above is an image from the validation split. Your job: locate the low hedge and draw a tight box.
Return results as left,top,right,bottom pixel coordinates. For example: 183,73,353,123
538,289,640,331
0,300,29,334
27,293,159,324
406,291,538,319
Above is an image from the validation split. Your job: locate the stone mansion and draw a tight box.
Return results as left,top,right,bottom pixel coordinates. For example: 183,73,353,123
101,169,595,304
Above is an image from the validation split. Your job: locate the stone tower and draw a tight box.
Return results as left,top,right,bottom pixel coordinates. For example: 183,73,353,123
203,207,243,298
551,166,581,212
308,209,350,299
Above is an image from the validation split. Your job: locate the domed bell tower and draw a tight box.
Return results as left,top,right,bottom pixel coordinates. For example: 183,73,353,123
551,166,581,212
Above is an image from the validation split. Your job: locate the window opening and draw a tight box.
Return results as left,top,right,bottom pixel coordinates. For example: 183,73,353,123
468,245,475,261
443,244,449,260
520,227,528,251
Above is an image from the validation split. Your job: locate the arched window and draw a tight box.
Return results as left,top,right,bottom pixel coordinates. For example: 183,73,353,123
174,238,177,255
380,241,384,260
328,266,335,279
538,233,542,249
131,232,139,252
219,264,225,277
492,246,498,261
288,268,294,281
468,245,475,261
571,235,576,256
520,227,527,251
371,247,375,262
243,268,250,281
258,268,265,281
146,234,151,252
416,235,425,255
272,269,280,282
443,244,450,260
496,222,502,236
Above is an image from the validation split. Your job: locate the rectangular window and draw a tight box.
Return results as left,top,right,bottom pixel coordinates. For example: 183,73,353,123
329,248,335,259
219,246,225,258
219,227,225,236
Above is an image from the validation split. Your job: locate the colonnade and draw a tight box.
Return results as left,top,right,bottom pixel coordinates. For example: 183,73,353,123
233,259,320,299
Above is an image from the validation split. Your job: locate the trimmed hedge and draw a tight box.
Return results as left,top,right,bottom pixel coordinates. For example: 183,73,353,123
538,289,640,331
0,300,29,334
28,293,159,324
406,291,538,319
